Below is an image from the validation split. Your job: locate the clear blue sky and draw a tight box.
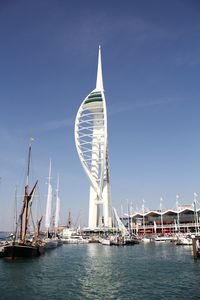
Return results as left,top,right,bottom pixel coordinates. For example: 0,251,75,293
0,0,200,230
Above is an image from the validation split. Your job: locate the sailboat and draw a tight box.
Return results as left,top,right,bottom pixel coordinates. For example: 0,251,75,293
3,139,45,260
54,175,63,246
44,160,58,249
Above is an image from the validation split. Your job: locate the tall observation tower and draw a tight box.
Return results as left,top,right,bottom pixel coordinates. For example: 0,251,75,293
74,46,112,229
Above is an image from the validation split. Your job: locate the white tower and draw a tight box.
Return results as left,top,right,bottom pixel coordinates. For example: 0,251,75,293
74,46,112,229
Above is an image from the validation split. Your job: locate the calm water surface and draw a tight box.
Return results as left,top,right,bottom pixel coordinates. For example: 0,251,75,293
0,242,200,300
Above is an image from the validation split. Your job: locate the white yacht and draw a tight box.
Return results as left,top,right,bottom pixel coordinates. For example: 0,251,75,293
175,234,192,245
99,237,111,245
154,235,172,242
61,228,89,244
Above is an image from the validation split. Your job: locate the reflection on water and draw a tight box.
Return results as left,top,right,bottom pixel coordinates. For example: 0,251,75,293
0,243,200,300
81,245,122,299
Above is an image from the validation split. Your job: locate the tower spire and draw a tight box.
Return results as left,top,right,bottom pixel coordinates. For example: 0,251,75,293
96,45,104,91
75,46,112,229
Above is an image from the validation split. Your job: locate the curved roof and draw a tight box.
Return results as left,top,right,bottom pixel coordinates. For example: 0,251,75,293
129,208,200,218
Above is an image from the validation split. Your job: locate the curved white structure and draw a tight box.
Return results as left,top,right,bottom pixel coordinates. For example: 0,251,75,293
75,47,112,229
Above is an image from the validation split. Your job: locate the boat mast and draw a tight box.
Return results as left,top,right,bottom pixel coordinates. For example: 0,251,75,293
193,192,199,234
160,197,164,234
142,199,145,235
176,195,180,233
127,199,130,234
54,175,60,232
13,184,18,243
45,159,53,236
20,138,34,242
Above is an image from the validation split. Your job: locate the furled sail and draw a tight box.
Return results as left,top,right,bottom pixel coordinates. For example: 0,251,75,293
54,175,60,229
20,180,38,242
45,160,52,229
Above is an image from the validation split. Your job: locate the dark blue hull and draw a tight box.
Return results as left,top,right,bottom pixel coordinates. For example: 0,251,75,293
3,243,45,260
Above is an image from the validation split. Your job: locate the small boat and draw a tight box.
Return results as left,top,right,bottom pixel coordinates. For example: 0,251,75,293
99,235,126,246
99,237,111,245
154,235,172,242
141,236,153,243
3,139,45,260
62,234,89,244
61,225,89,244
175,234,192,246
45,237,58,249
110,235,126,246
125,234,139,245
56,237,63,246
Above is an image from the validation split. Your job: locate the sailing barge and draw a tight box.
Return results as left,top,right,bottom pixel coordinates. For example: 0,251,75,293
3,139,45,260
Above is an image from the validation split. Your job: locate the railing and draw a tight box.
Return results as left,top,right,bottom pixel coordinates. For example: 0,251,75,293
131,223,199,233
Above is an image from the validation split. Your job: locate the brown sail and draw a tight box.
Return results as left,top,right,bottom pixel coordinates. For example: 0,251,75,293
3,139,45,260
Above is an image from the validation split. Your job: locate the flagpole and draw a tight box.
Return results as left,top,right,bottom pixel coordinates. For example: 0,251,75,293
176,195,180,233
193,193,199,234
160,197,163,234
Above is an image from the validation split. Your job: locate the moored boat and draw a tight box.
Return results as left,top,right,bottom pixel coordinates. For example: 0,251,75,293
154,235,172,242
141,236,153,243
175,234,192,246
56,237,63,246
44,238,58,249
62,235,89,244
3,241,45,260
125,234,139,245
110,235,126,246
3,139,45,260
99,237,111,245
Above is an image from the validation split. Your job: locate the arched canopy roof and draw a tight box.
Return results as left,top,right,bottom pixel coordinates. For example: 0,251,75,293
129,208,200,218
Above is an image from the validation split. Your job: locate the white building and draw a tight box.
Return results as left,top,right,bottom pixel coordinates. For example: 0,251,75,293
74,47,112,229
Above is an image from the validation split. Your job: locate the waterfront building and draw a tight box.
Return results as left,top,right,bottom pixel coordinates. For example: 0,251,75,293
122,207,200,235
74,47,112,229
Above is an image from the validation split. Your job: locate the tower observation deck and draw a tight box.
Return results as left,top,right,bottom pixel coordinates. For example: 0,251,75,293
74,47,112,229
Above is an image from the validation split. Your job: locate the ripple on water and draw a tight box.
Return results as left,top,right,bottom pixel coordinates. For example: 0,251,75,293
0,243,200,300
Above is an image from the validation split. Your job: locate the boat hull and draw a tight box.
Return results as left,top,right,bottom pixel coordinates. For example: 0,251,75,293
125,239,138,245
0,247,5,258
62,238,89,244
3,243,44,260
44,239,58,249
99,238,111,245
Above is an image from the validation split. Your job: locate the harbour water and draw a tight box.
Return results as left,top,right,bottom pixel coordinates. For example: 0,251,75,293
0,242,200,300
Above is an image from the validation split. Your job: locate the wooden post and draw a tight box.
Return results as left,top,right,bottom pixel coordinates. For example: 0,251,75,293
192,235,200,259
192,236,197,259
